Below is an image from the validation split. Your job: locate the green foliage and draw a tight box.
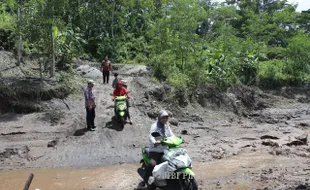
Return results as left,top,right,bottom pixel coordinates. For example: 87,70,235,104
167,70,190,90
2,0,310,94
0,2,16,50
284,33,310,80
148,50,177,81
0,8,15,30
259,59,286,89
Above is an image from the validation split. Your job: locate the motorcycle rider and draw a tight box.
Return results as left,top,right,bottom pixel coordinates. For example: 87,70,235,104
142,110,174,189
112,80,132,124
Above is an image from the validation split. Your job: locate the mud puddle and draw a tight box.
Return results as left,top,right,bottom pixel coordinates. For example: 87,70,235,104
0,151,295,190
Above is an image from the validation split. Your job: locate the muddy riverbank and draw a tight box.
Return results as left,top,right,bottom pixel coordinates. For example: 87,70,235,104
1,61,310,190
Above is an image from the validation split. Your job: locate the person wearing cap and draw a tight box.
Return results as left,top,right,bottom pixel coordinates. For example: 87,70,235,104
84,79,96,131
142,110,174,189
112,80,132,124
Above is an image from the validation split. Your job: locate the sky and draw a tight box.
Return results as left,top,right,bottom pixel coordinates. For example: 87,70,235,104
214,0,310,12
288,0,310,12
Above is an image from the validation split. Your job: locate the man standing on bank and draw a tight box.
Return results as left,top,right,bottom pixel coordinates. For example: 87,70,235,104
84,79,96,131
100,56,112,84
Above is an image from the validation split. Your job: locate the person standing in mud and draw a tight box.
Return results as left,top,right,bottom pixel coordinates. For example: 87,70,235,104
84,80,96,131
140,110,174,189
112,73,119,88
100,56,112,84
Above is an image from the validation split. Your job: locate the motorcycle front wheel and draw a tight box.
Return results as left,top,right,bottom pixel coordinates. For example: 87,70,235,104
120,116,125,127
182,177,198,190
189,178,198,190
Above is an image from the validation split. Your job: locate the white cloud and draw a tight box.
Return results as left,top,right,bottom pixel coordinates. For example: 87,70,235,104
213,0,310,12
297,0,310,12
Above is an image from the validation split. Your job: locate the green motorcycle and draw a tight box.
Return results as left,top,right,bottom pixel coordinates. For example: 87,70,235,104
114,95,128,127
138,132,198,190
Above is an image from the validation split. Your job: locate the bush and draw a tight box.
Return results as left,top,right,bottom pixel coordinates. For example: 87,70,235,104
148,50,177,82
258,59,304,89
258,59,286,89
167,70,189,90
0,28,14,50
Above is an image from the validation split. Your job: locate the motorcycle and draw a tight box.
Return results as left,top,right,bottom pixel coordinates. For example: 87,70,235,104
114,95,128,127
137,132,198,190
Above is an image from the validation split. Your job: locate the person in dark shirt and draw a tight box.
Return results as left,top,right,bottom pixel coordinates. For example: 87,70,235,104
100,56,112,84
112,73,119,88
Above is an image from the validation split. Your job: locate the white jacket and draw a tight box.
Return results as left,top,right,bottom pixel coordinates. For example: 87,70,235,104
149,121,174,153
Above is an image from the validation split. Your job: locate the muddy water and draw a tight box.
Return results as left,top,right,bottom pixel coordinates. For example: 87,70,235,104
0,152,288,190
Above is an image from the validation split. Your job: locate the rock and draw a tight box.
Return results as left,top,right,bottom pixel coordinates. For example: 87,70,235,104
147,111,157,119
275,149,283,155
191,114,204,122
0,146,30,159
296,133,308,144
265,117,278,124
169,118,179,126
262,140,279,147
149,87,165,101
47,138,59,148
181,130,188,135
260,135,280,140
286,140,307,147
163,84,171,91
76,65,102,78
167,110,173,117
299,122,310,127
144,92,149,100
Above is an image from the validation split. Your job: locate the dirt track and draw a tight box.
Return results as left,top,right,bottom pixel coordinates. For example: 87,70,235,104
1,63,310,190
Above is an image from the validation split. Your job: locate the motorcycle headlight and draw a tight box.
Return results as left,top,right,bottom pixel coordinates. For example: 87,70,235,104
173,155,192,168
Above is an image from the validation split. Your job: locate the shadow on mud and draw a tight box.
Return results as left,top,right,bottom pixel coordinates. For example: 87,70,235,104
105,116,124,131
73,128,88,136
294,184,310,190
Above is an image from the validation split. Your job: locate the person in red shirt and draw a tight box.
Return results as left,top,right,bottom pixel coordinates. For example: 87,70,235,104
112,80,132,124
100,56,112,84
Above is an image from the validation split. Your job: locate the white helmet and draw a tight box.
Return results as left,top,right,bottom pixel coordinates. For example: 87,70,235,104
87,79,94,84
121,79,127,86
